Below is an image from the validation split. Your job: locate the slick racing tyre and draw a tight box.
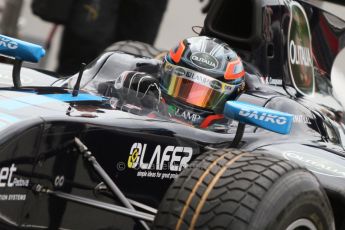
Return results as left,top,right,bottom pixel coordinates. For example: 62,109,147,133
104,40,163,58
153,149,334,230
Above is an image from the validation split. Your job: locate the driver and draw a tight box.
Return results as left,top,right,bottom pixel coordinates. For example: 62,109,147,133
98,36,246,131
159,36,246,130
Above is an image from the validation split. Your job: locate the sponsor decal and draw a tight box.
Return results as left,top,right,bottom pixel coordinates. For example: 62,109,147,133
210,80,222,90
283,151,345,178
184,71,230,93
0,37,18,50
54,175,65,188
239,113,311,126
0,164,29,188
289,40,312,67
191,52,218,70
167,62,232,93
174,67,186,76
293,115,312,124
185,71,211,86
0,194,26,201
0,164,29,201
128,143,192,171
127,143,192,179
168,105,201,122
239,109,287,125
287,1,314,95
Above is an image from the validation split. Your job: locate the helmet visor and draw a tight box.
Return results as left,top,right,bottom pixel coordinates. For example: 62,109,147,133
161,62,239,111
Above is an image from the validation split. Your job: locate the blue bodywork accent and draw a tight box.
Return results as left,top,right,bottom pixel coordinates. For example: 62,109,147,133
224,101,293,134
0,113,20,129
0,113,19,123
0,94,53,110
0,93,105,111
0,35,45,63
44,93,106,102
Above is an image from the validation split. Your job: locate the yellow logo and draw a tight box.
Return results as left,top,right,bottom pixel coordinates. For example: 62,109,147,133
128,148,139,168
127,143,193,172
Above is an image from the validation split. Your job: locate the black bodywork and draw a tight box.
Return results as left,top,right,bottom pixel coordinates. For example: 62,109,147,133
0,0,344,229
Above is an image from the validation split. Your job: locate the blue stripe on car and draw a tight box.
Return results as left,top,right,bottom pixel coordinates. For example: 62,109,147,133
0,113,19,123
43,93,106,102
0,113,21,129
0,93,105,110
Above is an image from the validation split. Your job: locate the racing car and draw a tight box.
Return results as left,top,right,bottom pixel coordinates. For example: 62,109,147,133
0,0,343,229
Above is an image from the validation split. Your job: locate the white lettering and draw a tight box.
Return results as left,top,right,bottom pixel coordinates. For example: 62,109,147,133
239,109,251,117
179,147,193,171
276,117,287,125
239,109,287,125
0,164,29,188
7,164,16,187
175,108,201,122
290,40,296,64
160,146,174,170
264,114,277,124
128,143,193,172
293,115,311,124
148,145,161,170
289,40,312,67
191,55,217,68
0,38,18,50
248,111,259,120
8,42,18,50
0,168,9,187
170,147,183,171
139,143,148,169
284,152,345,178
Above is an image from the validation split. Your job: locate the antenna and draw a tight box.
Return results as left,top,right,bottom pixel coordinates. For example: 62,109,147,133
72,63,86,97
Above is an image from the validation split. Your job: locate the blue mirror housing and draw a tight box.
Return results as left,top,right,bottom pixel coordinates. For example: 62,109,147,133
224,101,293,134
0,34,45,63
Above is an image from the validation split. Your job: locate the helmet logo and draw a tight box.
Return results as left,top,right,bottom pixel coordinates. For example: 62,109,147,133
191,52,218,70
174,67,186,76
210,80,222,90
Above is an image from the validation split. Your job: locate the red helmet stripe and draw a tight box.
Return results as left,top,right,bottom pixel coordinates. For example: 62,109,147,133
224,58,245,80
170,41,186,63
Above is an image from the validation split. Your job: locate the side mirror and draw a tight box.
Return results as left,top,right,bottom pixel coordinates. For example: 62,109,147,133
0,34,45,63
0,34,46,88
224,101,293,134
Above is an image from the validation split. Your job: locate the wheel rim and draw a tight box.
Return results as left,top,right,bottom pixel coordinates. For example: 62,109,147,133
286,218,317,230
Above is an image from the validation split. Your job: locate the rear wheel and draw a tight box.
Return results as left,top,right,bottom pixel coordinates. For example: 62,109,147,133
153,149,334,230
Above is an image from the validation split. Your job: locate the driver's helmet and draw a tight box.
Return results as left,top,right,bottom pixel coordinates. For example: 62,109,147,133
160,36,245,129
